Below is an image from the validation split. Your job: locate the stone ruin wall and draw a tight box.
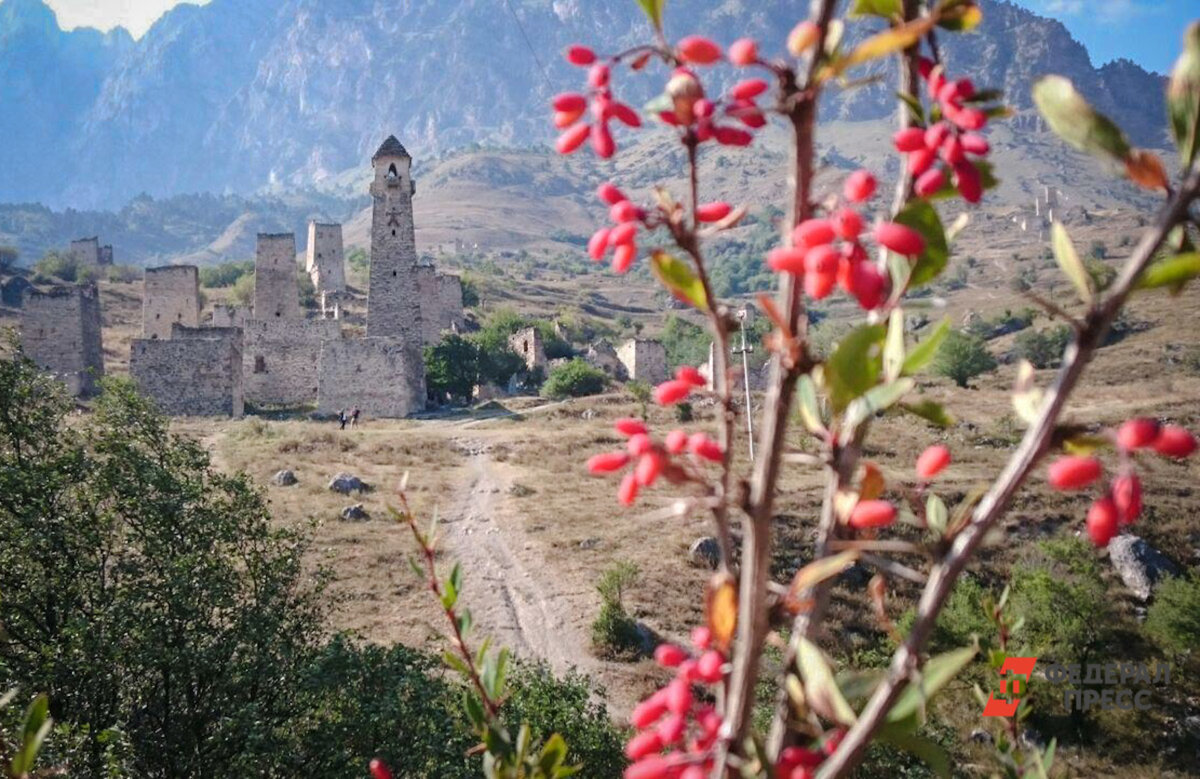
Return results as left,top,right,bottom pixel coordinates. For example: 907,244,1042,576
242,318,340,407
306,222,346,296
317,337,426,419
211,305,249,329
69,238,100,266
20,284,104,396
617,338,668,385
508,327,546,371
416,266,465,345
254,233,302,321
129,325,243,417
142,265,200,340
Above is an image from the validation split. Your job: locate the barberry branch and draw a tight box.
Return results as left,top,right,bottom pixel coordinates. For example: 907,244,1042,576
817,164,1200,778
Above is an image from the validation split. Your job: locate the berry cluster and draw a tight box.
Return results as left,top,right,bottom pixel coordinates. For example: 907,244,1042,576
893,58,992,202
555,45,642,158
587,392,722,508
767,171,925,309
849,444,952,531
1046,419,1197,547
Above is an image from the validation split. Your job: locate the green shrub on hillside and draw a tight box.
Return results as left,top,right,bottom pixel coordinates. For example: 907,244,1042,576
1144,573,1200,654
198,259,254,287
1013,325,1072,369
542,359,607,399
933,331,997,387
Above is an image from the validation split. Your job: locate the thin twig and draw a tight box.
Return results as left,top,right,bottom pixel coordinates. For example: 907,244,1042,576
818,165,1200,778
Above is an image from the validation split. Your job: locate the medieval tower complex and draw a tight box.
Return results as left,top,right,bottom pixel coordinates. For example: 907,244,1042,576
306,221,345,296
367,136,423,344
254,233,302,320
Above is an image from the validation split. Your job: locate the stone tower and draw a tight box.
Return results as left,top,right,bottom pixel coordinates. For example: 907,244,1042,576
20,284,105,396
305,221,346,296
366,136,423,343
254,233,302,320
142,265,200,340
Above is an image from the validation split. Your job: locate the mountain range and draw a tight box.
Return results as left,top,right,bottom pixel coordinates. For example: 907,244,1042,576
0,0,1173,211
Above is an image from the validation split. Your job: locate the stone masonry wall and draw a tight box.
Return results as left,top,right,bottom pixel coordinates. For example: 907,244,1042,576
69,237,100,266
366,149,423,347
242,318,340,407
254,233,302,320
129,325,243,417
211,305,249,329
617,338,668,385
415,265,465,344
142,265,200,339
305,221,346,296
317,337,426,418
20,284,104,396
508,327,546,371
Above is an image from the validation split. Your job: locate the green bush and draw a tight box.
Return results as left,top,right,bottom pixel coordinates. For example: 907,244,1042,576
105,264,142,284
230,272,255,307
590,562,642,659
298,269,317,308
1144,573,1200,654
425,334,482,402
347,247,370,274
542,359,607,399
627,380,652,418
1086,258,1117,291
662,314,710,369
33,251,94,283
198,259,253,288
898,575,994,653
1013,325,1072,369
933,331,996,387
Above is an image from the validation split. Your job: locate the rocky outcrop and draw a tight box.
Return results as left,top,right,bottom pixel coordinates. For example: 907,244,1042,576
1108,535,1182,601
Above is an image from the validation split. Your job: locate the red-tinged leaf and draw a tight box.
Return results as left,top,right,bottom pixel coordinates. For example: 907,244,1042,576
1124,149,1170,191
650,250,709,311
705,572,737,654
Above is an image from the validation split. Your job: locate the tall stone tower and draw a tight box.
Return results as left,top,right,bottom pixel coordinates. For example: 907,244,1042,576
366,136,423,343
305,221,346,295
254,233,302,320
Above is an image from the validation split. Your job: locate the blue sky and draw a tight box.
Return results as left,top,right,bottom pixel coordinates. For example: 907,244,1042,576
43,0,1196,73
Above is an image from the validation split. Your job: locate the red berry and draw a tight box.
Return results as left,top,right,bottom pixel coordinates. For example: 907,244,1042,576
625,730,664,760
688,433,723,463
597,182,627,205
555,123,590,154
676,365,706,387
630,691,669,729
695,650,725,683
611,102,642,127
654,643,688,668
916,444,951,479
844,170,877,203
893,127,927,152
680,768,706,779
591,121,615,158
657,714,686,745
924,122,950,149
612,243,636,273
794,218,836,247
908,148,937,176
618,472,639,506
615,417,648,437
609,222,638,247
874,222,926,256
588,63,611,88
1047,455,1102,491
694,98,715,119
627,432,653,456
611,200,643,223
1112,474,1142,525
767,247,806,274
730,78,769,100
960,132,990,156
655,379,692,406
848,500,896,529
665,429,688,454
804,244,839,275
636,452,664,486
369,759,393,779
678,35,722,65
1086,496,1119,547
588,228,611,261
666,677,692,714
553,109,584,129
691,626,712,650
588,451,630,475
714,126,753,146
729,38,758,65
1153,425,1197,458
914,168,945,198
564,45,596,66
941,135,965,165
804,269,836,300
833,208,864,240
951,106,987,130
787,21,819,54
625,755,671,779
850,261,886,310
696,201,733,222
954,161,982,204
1117,418,1160,450
552,92,587,113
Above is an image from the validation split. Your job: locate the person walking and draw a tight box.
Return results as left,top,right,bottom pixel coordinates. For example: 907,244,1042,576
338,409,347,430
351,407,361,427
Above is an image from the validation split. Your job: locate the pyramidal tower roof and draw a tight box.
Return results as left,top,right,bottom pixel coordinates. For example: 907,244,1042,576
372,135,410,161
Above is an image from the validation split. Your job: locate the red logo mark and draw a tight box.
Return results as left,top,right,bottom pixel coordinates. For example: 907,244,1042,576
982,657,1038,717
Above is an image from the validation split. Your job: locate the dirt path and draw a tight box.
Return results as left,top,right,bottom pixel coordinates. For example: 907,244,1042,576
437,437,600,678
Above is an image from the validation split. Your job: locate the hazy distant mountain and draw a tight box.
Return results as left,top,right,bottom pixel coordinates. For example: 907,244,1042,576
0,0,1170,209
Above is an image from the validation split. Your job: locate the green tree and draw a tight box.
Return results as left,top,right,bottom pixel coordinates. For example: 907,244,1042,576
298,269,317,308
198,260,254,288
230,272,255,308
425,334,481,402
661,314,710,369
33,251,92,283
933,331,997,387
541,359,607,399
1013,325,1072,369
0,246,17,273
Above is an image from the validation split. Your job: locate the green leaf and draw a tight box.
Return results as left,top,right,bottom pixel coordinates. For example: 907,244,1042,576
824,324,886,412
463,689,486,729
538,733,570,773
633,0,666,31
889,646,978,724
876,724,953,778
11,694,51,776
899,399,955,428
796,373,824,433
897,92,926,124
850,0,901,18
1051,221,1093,303
936,0,983,32
831,17,934,75
844,378,915,431
903,317,951,375
444,650,471,677
1168,22,1200,166
797,638,858,726
926,493,948,534
1032,75,1132,163
884,308,905,383
894,200,948,287
650,250,709,312
1138,252,1200,293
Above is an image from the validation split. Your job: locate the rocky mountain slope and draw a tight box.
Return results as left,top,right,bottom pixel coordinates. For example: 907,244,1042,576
0,0,1171,209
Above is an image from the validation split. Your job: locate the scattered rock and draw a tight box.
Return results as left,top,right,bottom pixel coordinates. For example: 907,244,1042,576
328,472,370,494
969,729,993,745
340,504,369,521
1108,534,1182,601
579,537,602,550
1020,727,1045,749
271,469,298,486
688,537,721,570
1183,715,1200,740
838,562,872,588
580,408,597,420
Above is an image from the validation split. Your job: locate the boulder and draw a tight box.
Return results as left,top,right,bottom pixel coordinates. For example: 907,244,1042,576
688,537,721,570
340,504,369,521
328,472,370,494
1108,535,1181,601
271,469,298,486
